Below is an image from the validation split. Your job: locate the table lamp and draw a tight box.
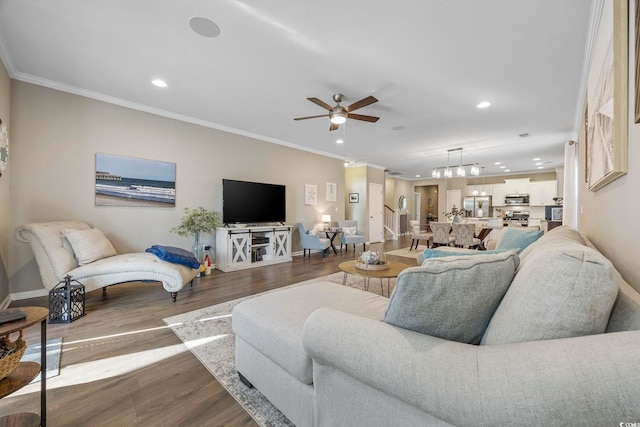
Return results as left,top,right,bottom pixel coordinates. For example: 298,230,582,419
321,215,331,231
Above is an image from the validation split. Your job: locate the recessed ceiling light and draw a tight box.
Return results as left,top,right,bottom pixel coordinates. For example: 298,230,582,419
151,79,167,88
494,162,501,165
336,139,344,144
538,166,544,169
500,165,506,169
189,17,221,38
504,169,510,172
533,157,541,161
415,174,421,178
476,101,491,109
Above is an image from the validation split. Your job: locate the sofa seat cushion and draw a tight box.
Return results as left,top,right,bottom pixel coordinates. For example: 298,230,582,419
383,251,520,344
66,252,197,293
482,243,618,345
232,282,388,384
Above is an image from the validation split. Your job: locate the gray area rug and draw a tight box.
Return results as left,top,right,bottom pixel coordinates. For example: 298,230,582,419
163,272,392,427
20,337,63,383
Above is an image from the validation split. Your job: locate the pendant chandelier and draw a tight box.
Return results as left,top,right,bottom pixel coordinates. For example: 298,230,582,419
432,148,480,179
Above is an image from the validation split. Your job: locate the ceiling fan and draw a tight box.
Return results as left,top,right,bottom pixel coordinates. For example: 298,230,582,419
294,93,379,131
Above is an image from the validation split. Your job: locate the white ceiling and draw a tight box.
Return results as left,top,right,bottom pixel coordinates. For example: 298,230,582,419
0,0,596,179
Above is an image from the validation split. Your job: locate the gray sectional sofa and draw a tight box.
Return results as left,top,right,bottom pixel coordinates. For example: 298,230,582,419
232,226,640,426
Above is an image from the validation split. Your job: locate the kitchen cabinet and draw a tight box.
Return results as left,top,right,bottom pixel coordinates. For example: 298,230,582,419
491,183,506,206
504,178,530,195
529,180,557,206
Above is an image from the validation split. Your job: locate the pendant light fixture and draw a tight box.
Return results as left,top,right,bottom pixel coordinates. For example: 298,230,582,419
431,148,481,179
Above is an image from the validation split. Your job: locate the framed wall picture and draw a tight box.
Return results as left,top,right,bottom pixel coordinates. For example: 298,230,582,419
95,153,176,206
349,193,359,203
326,182,337,201
586,0,628,191
304,184,317,205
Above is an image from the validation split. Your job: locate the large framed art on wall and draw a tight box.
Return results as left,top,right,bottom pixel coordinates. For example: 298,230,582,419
586,0,628,191
95,153,176,207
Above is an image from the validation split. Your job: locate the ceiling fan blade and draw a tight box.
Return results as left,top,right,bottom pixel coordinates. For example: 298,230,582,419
347,113,379,123
329,122,339,131
307,97,333,111
345,96,378,112
294,114,329,121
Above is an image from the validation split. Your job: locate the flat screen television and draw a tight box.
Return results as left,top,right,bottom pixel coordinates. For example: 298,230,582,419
222,179,286,225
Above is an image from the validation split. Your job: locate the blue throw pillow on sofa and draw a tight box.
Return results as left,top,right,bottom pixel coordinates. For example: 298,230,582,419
146,245,200,269
422,248,512,261
495,228,543,251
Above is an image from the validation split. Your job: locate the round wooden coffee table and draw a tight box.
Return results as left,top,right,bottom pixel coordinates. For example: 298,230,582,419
338,260,412,297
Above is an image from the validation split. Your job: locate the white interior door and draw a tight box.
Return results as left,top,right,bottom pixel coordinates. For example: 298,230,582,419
369,183,384,243
446,189,462,215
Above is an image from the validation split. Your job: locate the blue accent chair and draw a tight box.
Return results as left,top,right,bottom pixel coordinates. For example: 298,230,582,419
296,223,331,258
338,220,366,252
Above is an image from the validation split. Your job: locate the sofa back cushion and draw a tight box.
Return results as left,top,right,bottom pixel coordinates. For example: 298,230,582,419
518,225,585,261
481,243,618,345
383,250,520,344
15,221,92,288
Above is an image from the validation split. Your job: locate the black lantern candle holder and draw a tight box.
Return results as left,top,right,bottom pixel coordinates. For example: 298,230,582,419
49,275,85,323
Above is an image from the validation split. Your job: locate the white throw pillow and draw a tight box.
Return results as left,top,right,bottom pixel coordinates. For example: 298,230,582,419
342,226,356,235
64,228,118,265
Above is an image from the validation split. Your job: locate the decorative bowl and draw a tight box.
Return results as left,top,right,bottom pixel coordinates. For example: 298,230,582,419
355,260,390,271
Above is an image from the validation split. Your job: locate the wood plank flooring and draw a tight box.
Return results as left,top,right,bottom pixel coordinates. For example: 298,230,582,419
1,235,414,426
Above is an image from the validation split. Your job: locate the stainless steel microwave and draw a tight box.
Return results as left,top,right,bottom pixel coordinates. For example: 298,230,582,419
504,194,529,206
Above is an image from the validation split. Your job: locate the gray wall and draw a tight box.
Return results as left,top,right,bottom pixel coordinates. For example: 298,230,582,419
577,0,640,293
8,81,346,295
0,61,10,305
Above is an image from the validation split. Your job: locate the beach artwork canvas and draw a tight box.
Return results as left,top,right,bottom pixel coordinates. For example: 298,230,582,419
95,153,176,207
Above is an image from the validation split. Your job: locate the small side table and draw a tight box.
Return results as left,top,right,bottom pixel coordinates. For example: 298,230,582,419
324,230,341,254
0,307,48,427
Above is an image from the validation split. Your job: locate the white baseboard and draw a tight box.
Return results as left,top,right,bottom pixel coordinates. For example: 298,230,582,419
11,288,48,301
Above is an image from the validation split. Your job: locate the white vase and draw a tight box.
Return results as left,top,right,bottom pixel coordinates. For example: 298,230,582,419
477,208,483,218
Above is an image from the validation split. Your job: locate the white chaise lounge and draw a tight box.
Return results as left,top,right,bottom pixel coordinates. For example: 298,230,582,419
16,221,198,302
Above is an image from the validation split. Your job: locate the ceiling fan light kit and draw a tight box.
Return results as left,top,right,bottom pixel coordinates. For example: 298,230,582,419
294,93,379,131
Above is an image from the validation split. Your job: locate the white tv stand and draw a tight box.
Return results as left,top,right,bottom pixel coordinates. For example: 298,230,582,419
216,225,292,272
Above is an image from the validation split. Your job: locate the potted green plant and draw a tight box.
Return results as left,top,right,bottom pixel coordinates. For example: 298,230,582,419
171,207,221,261
443,205,464,222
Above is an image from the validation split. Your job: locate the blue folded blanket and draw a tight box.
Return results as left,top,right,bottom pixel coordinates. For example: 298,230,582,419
145,245,200,269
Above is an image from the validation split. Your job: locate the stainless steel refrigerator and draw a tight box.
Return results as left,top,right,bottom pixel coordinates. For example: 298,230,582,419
463,196,492,218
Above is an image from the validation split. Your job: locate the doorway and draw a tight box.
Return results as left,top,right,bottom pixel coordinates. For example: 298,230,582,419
369,183,384,242
414,185,438,222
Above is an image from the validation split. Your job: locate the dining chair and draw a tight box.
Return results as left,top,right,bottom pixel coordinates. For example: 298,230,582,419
409,220,432,250
452,223,481,249
430,222,455,247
